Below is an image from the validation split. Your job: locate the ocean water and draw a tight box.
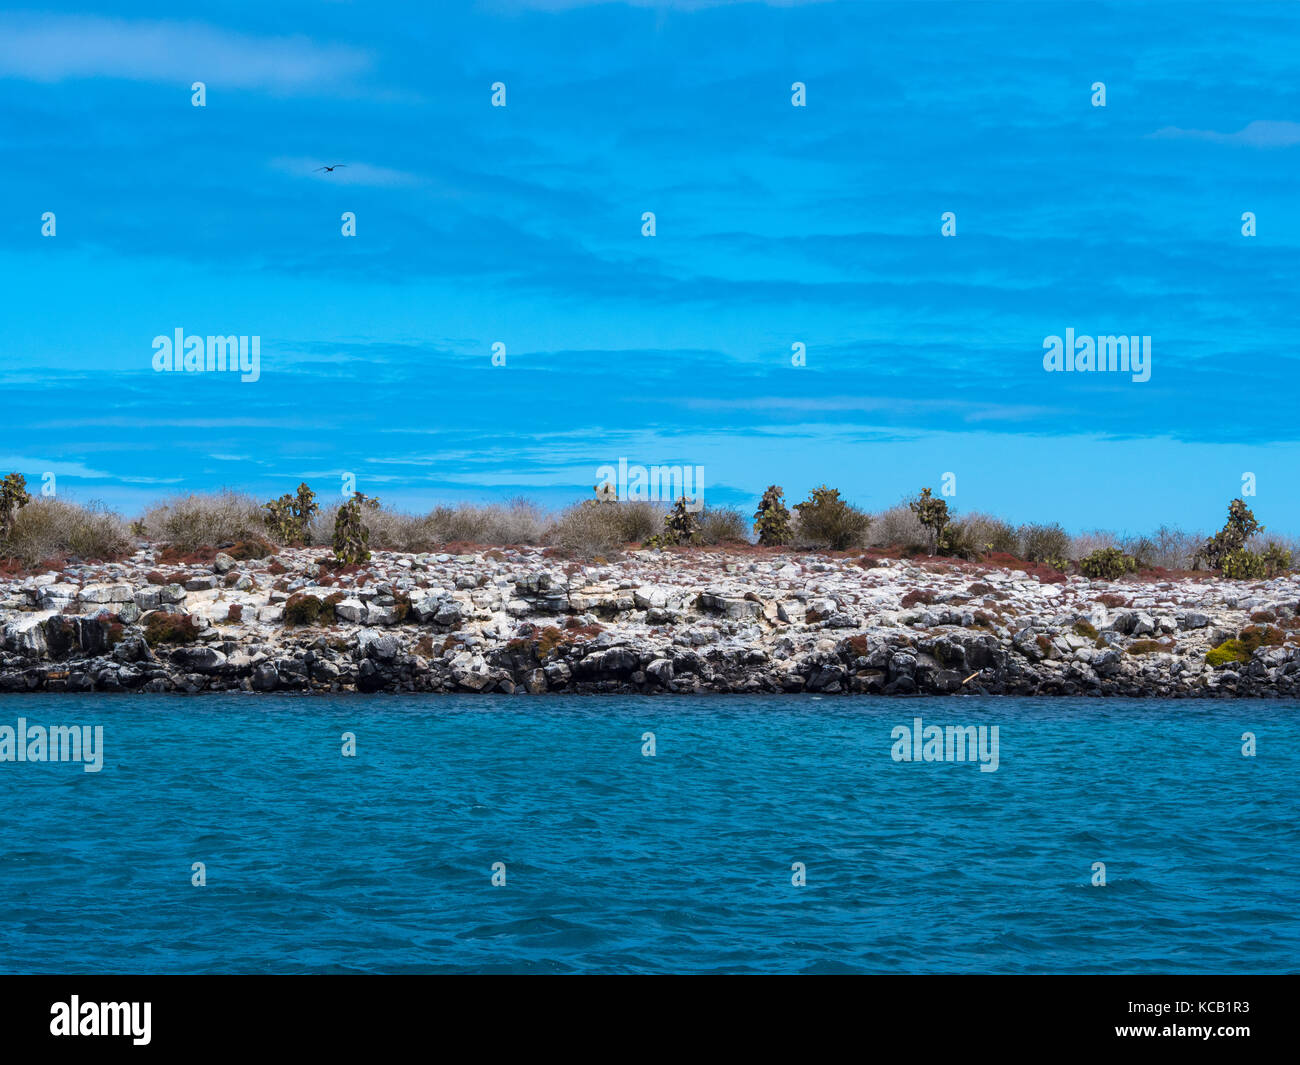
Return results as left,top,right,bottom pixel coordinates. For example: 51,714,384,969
0,694,1296,974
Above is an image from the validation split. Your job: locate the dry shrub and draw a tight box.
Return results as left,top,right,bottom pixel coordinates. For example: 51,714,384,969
141,491,263,550
308,498,552,552
866,505,928,550
699,505,749,545
548,503,624,557
1070,529,1118,560
953,512,1020,556
2,499,131,565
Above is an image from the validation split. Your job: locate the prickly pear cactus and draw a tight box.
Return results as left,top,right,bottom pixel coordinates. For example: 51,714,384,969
753,484,792,546
332,493,372,564
0,472,31,540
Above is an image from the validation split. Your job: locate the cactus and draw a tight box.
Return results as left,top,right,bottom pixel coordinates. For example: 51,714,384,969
1198,499,1263,570
908,487,950,554
1221,548,1268,580
753,485,792,545
1079,546,1137,580
664,496,702,546
332,493,372,564
793,485,871,551
645,497,701,548
262,482,318,544
0,472,31,541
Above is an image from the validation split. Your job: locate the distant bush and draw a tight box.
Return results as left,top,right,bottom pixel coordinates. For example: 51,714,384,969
954,511,1019,556
1019,522,1070,566
607,501,663,544
1069,530,1118,560
3,499,131,565
936,521,982,560
699,505,749,545
1079,546,1138,580
425,499,551,547
794,486,871,550
866,504,927,551
548,501,624,557
142,491,263,550
1119,535,1157,570
1139,525,1201,570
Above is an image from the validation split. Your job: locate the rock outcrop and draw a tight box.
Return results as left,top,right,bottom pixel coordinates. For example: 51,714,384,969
1,544,1298,696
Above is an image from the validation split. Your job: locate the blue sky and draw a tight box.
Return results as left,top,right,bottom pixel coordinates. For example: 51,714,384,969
2,1,1298,535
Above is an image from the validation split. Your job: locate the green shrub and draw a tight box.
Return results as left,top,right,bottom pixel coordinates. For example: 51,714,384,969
1072,619,1098,639
753,485,792,546
1079,546,1138,580
794,486,871,550
1206,625,1284,666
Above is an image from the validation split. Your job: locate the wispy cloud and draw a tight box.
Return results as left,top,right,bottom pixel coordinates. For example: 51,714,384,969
269,156,423,187
1149,119,1300,148
0,14,371,93
0,457,113,479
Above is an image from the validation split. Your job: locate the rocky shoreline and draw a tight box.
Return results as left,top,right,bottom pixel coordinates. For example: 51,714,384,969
1,542,1298,697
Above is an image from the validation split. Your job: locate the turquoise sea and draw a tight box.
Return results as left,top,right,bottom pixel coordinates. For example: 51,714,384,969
1,695,1295,974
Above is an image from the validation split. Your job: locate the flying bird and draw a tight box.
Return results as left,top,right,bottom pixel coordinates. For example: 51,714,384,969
314,164,347,173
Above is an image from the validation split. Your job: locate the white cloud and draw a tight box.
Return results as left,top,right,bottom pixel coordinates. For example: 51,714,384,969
0,14,371,93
